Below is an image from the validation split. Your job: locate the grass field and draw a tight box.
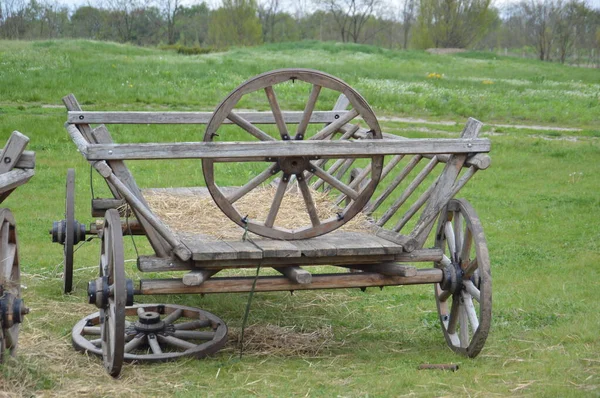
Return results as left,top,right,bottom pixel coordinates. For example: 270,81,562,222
0,40,599,397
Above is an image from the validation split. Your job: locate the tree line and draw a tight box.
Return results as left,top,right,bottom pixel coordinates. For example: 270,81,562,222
1,0,599,63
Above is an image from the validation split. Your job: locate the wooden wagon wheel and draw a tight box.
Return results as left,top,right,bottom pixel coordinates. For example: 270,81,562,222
96,209,127,377
0,209,28,363
434,199,491,357
203,68,384,240
63,168,76,294
72,304,227,363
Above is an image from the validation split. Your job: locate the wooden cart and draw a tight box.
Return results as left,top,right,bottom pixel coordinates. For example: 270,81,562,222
56,69,492,377
0,131,35,363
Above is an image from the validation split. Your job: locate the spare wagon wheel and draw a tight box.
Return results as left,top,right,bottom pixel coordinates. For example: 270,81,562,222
203,69,384,240
0,209,29,363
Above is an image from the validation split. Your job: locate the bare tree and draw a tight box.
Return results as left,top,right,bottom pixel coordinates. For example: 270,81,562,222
159,0,180,44
258,0,280,42
399,0,415,49
319,0,381,43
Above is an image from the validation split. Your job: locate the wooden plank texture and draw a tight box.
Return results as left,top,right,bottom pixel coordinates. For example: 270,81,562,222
139,269,444,294
67,110,350,125
85,139,491,161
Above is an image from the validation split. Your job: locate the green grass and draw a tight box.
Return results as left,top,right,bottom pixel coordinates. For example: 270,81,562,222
0,40,599,396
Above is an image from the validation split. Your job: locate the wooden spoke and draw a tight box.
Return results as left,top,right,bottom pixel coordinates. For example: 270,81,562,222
227,112,276,142
447,294,460,334
83,326,101,335
298,174,320,226
124,335,146,353
462,291,479,332
147,334,163,354
162,309,183,325
310,108,359,141
463,280,480,302
172,330,215,340
463,258,478,278
454,211,463,257
159,335,197,350
458,304,469,348
310,164,358,200
460,228,473,268
444,221,456,259
296,84,321,139
264,86,289,140
433,199,491,358
227,163,278,204
173,320,211,330
265,177,289,227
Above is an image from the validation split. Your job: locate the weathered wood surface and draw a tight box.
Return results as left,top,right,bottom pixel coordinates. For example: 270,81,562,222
0,131,29,174
349,124,491,170
139,268,444,294
136,247,443,271
274,266,312,284
0,169,35,196
84,138,491,161
0,151,35,170
182,269,219,286
67,110,351,125
346,262,418,277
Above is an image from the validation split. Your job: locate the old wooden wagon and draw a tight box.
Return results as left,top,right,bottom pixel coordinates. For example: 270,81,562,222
55,69,492,377
0,131,34,363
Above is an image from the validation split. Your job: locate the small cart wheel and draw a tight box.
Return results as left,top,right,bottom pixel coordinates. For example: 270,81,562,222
63,168,76,294
434,199,491,357
0,209,29,362
203,68,384,240
98,209,127,377
72,304,228,363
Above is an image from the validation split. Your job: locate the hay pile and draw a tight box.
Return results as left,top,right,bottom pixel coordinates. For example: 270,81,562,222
145,185,371,241
227,324,336,357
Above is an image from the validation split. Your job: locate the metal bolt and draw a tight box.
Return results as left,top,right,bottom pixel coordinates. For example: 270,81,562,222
467,143,472,148
79,115,84,120
283,135,289,140
297,134,304,140
271,169,278,174
334,114,340,119
310,168,315,173
3,157,11,164
108,150,113,155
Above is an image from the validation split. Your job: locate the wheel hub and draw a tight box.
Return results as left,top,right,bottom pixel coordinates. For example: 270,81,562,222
277,157,310,176
0,292,29,328
134,311,166,333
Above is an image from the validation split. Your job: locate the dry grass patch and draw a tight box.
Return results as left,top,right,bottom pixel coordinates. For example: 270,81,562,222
145,185,371,240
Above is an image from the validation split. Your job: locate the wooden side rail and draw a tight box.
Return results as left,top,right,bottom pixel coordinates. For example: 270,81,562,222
67,110,350,125
77,139,490,161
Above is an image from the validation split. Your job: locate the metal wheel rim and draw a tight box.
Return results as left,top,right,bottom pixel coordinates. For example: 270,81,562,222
63,168,75,294
202,68,384,240
99,209,126,377
0,208,21,362
72,304,228,362
433,199,491,357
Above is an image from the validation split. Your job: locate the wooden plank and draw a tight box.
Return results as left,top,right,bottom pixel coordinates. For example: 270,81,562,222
274,266,312,284
182,269,219,286
223,240,263,260
139,269,444,294
136,248,442,271
227,112,276,142
67,111,350,125
320,232,387,256
0,169,35,196
85,139,491,161
250,239,301,258
0,132,29,174
346,263,418,277
264,86,290,140
287,237,338,258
